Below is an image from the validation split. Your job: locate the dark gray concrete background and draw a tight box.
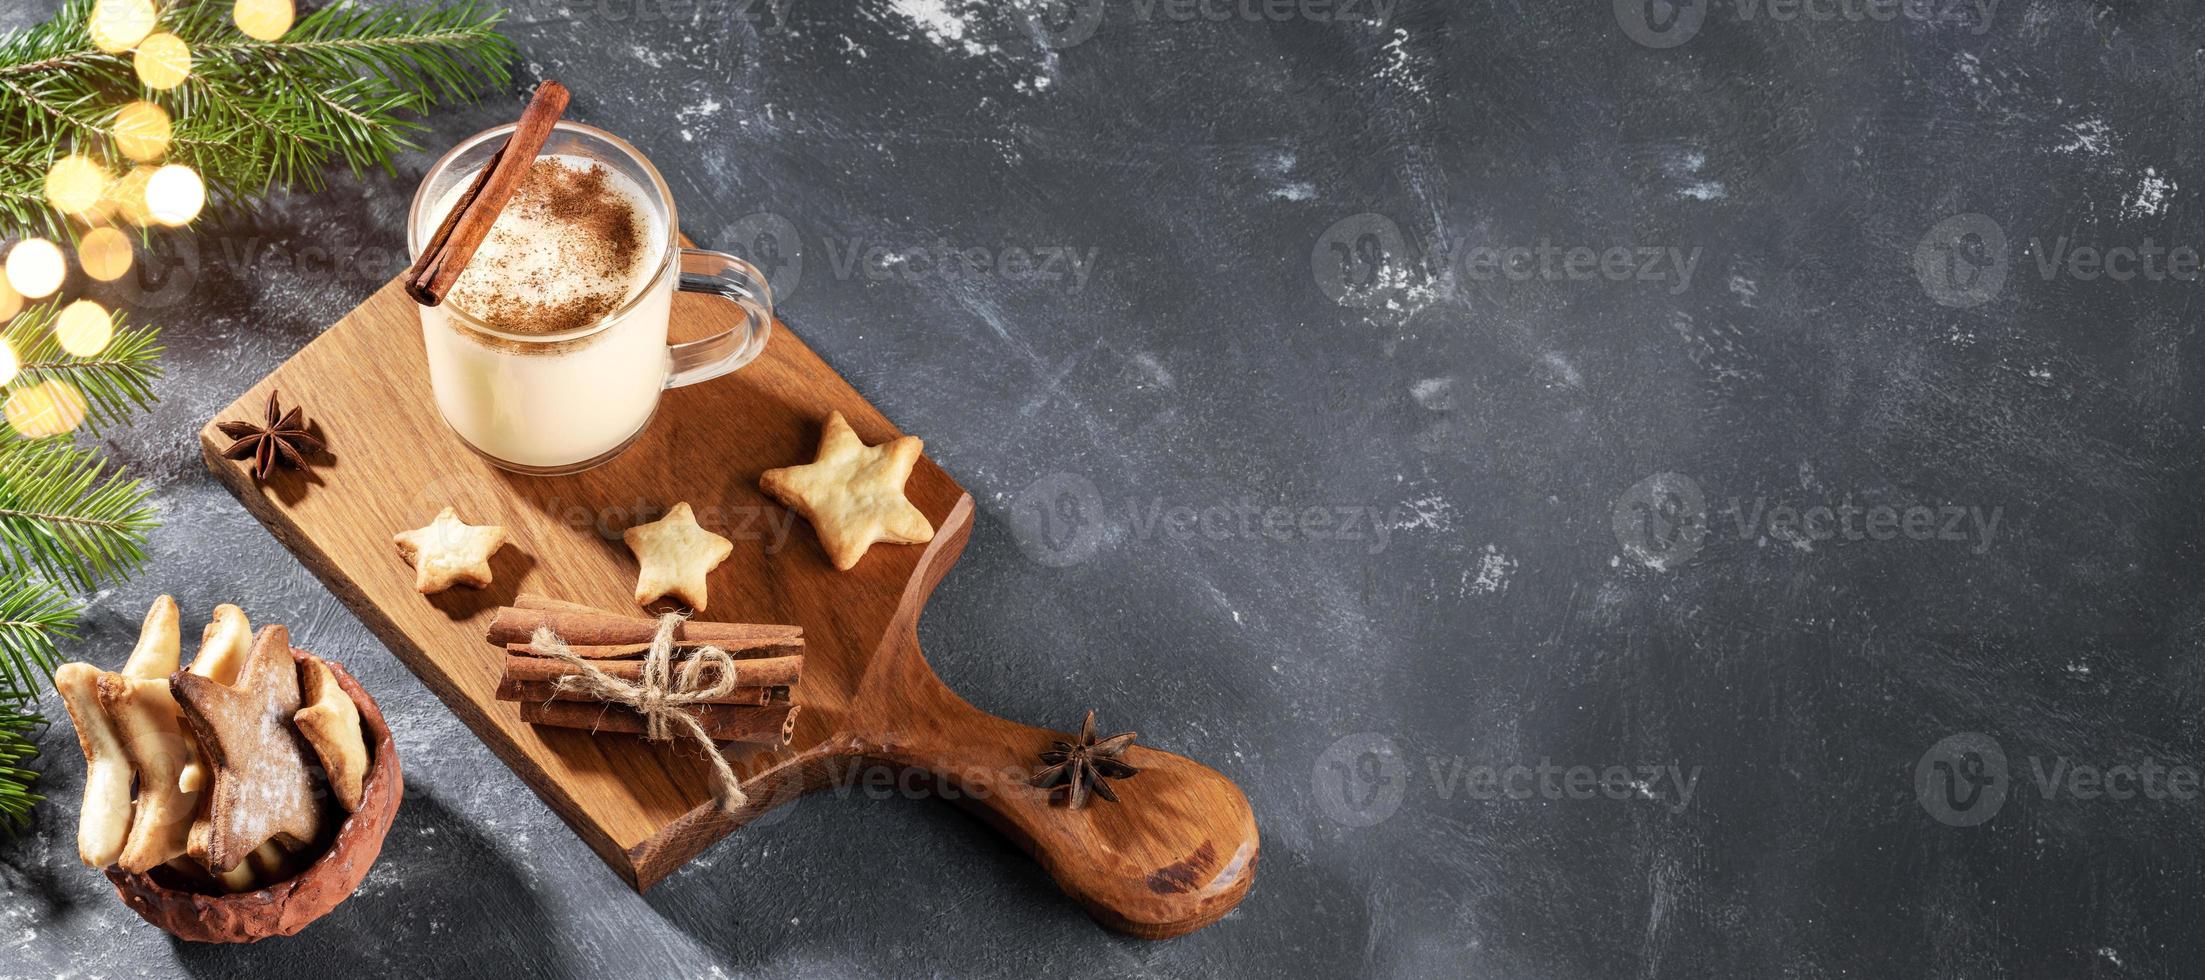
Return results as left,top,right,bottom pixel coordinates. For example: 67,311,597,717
7,0,2205,976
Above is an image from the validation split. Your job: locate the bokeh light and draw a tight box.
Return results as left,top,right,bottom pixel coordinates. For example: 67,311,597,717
78,227,135,282
112,101,172,163
44,155,109,215
0,340,17,388
56,300,115,357
105,166,158,227
5,380,89,438
146,164,204,226
133,32,192,89
88,0,158,54
232,0,294,41
0,278,21,322
5,239,67,300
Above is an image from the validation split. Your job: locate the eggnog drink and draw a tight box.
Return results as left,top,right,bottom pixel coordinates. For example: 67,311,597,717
418,155,670,469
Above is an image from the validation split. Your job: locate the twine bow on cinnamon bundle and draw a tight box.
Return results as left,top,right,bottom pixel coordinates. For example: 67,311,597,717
484,596,805,813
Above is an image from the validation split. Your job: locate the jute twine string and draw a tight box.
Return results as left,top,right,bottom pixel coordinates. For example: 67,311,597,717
532,613,748,811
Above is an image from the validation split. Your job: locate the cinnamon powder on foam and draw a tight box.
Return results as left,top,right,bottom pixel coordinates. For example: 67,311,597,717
445,159,650,336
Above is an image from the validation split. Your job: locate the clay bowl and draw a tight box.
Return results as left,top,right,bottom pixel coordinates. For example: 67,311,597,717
105,648,402,943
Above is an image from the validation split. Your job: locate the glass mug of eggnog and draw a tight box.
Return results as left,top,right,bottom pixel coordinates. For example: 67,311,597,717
407,121,772,474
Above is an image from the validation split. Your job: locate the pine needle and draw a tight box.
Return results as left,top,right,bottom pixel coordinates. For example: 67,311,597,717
0,0,514,237
0,576,75,698
4,301,163,433
0,439,156,591
0,697,42,836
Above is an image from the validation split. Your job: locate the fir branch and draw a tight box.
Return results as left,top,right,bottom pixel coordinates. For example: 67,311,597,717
0,0,514,236
4,301,164,433
0,576,75,700
0,696,42,836
0,439,156,591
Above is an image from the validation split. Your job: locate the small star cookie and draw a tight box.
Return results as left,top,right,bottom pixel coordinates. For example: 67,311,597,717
759,411,935,571
393,506,509,593
623,502,733,610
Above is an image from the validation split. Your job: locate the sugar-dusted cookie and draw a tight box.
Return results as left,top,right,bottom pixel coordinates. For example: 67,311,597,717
178,603,252,794
171,625,323,873
622,502,733,610
293,655,369,812
758,411,935,571
392,506,509,593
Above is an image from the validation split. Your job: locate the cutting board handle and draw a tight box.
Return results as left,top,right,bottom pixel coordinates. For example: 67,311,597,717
852,635,1259,939
830,495,1257,938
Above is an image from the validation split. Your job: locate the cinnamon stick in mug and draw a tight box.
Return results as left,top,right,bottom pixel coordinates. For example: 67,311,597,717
406,80,571,306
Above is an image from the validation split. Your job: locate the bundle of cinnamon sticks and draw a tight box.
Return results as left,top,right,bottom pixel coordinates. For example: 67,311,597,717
486,595,802,744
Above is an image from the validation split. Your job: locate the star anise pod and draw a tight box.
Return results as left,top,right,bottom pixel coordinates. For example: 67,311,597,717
1031,709,1139,809
217,390,325,481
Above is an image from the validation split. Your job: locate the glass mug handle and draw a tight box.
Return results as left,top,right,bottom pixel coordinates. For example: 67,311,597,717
666,247,774,388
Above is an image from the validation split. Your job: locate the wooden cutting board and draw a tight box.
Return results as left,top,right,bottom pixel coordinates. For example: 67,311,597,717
197,261,1258,938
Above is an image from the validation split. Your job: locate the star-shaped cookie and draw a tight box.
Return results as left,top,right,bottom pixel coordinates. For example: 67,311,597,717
623,501,733,610
393,506,509,593
758,411,935,571
170,625,322,873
